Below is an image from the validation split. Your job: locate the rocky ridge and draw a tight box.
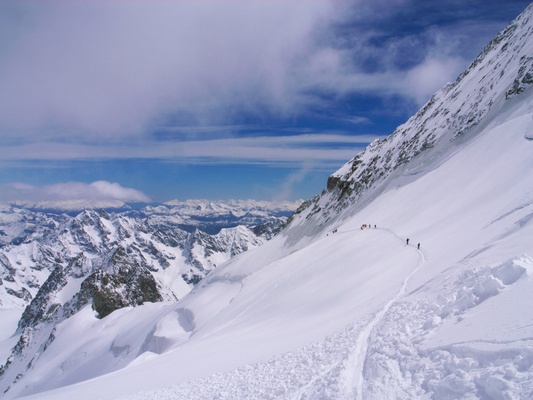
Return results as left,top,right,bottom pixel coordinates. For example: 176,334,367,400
286,4,533,239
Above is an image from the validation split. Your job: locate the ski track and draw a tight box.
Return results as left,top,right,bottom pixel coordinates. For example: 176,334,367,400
343,228,426,399
117,228,532,400
120,227,428,400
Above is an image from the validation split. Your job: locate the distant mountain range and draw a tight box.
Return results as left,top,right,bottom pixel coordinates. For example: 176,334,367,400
0,199,300,309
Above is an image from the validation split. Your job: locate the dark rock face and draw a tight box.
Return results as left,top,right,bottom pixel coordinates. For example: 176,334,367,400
26,247,166,321
77,248,163,319
18,266,67,330
80,270,159,318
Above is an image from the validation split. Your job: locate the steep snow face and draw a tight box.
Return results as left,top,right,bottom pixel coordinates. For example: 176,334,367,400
286,3,533,242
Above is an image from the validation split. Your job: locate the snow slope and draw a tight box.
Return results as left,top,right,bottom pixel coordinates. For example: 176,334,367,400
4,4,533,400
11,69,533,400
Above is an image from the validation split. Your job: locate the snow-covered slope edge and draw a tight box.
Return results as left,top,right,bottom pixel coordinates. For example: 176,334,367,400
5,4,533,400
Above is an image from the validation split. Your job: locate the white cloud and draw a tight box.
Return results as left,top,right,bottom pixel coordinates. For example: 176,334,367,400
290,34,468,107
274,165,314,201
0,181,151,203
404,57,464,104
0,0,502,144
1,0,463,138
0,133,382,169
0,0,338,139
345,116,372,125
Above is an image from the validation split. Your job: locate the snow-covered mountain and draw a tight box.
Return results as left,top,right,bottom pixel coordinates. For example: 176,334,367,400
286,6,533,240
9,200,132,214
1,4,533,400
0,200,298,396
0,200,298,307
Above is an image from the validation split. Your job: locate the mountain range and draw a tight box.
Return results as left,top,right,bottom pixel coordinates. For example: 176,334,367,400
1,3,533,399
0,199,299,307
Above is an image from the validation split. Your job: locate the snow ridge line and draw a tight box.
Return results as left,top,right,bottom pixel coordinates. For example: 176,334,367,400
345,228,426,399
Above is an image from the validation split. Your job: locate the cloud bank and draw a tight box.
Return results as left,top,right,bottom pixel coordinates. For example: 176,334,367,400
0,133,379,169
0,0,488,142
0,181,151,203
0,0,338,138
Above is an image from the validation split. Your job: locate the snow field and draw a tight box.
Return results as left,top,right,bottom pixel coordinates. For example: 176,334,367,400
118,323,367,400
351,236,426,399
0,309,22,342
14,105,533,398
14,227,420,400
118,254,533,399
5,302,178,398
0,308,24,362
7,19,533,398
362,256,533,400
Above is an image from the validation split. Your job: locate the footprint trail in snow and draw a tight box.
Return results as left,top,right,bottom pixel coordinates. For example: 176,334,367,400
346,229,426,399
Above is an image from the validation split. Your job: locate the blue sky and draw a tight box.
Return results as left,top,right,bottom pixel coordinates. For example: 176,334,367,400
0,0,530,203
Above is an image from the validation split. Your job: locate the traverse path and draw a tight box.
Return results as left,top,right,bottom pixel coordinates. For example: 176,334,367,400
343,227,426,399
117,226,429,400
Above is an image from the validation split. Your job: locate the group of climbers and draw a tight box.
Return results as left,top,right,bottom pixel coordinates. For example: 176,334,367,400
405,238,421,250
360,224,377,230
358,223,422,250
330,224,422,250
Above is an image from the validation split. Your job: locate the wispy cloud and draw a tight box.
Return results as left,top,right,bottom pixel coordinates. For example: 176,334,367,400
274,165,315,201
0,181,151,203
345,116,372,125
0,133,383,169
404,56,464,104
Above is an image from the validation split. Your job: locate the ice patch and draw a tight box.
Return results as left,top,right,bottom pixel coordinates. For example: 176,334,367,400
523,114,533,140
110,342,131,358
525,131,533,140
513,254,533,274
176,308,195,333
